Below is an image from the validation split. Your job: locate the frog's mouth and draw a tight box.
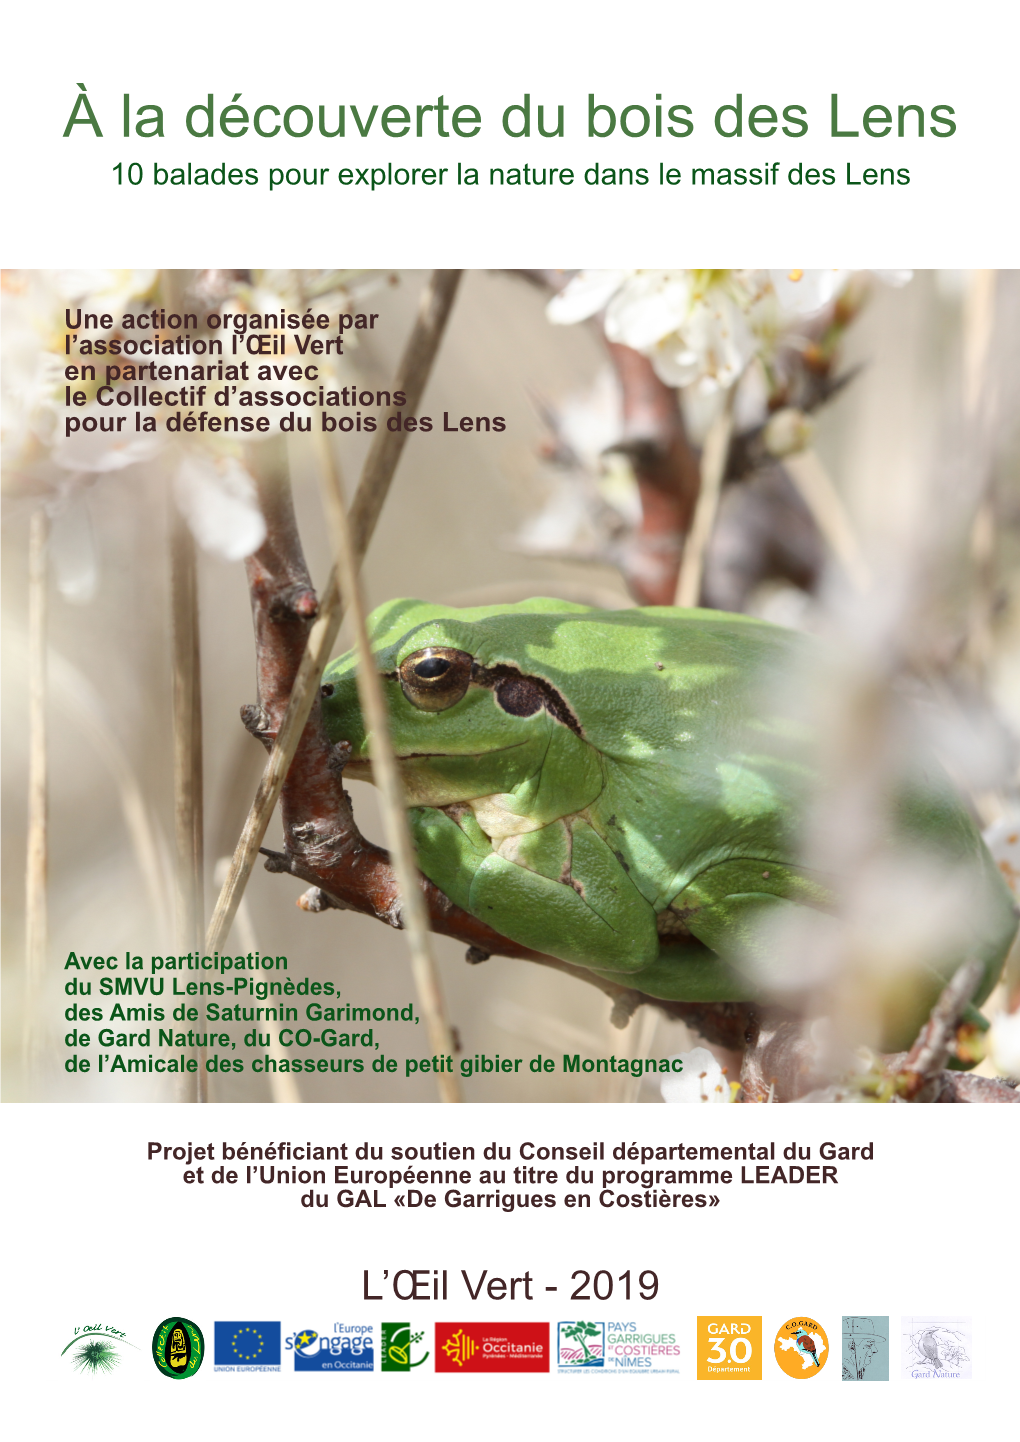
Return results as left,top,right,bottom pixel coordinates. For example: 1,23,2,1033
344,739,532,782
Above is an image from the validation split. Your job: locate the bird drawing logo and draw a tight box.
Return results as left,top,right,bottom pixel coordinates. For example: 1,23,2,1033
795,1328,821,1366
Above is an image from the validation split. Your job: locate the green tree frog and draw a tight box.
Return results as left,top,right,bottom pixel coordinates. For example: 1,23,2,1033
321,598,1015,1047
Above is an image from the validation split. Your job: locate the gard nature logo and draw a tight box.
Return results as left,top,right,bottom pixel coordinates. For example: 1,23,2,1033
380,1323,430,1372
842,1316,889,1380
901,1317,972,1380
435,1322,549,1374
152,1317,204,1380
774,1317,829,1377
287,1325,374,1372
213,1321,281,1371
62,1323,139,1377
558,1321,605,1368
696,1317,762,1380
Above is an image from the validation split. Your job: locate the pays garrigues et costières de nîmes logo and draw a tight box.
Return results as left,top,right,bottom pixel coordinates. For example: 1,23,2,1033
558,1321,605,1368
152,1318,205,1379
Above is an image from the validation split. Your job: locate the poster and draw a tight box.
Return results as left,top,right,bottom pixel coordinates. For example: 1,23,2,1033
2,3,1017,1436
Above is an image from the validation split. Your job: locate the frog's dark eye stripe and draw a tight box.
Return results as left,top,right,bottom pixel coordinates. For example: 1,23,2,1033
472,662,583,736
398,647,473,711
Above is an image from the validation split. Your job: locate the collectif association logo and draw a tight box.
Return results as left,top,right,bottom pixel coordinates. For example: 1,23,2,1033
151,1318,204,1379
214,1322,281,1371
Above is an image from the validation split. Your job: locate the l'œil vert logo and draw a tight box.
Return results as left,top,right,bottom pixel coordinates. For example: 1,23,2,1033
152,1317,205,1379
61,1323,140,1376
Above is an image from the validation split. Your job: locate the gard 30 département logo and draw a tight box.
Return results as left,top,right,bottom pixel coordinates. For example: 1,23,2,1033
696,1317,762,1380
152,1317,205,1379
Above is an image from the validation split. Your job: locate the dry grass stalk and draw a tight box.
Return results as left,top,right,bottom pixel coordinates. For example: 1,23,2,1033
214,857,301,1104
314,431,462,1102
170,503,206,1100
24,506,49,1090
962,270,999,684
784,449,870,592
674,394,735,607
50,648,173,935
204,270,462,959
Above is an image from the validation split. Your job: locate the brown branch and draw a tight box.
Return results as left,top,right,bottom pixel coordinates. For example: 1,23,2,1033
739,960,1018,1103
205,269,462,955
892,958,985,1101
605,343,701,605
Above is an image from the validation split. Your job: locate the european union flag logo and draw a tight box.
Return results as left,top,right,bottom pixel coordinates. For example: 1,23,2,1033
214,1322,281,1368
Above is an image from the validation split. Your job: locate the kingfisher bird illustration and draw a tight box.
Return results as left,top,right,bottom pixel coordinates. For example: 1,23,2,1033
795,1328,820,1366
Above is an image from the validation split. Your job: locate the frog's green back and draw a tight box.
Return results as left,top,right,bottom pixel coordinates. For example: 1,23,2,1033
322,598,1015,1031
337,598,812,906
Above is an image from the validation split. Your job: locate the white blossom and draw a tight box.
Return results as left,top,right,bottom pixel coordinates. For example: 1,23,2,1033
661,1045,734,1103
548,268,913,396
174,453,266,561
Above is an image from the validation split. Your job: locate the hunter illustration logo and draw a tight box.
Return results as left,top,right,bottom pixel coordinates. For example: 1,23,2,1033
774,1316,829,1377
380,1323,429,1371
558,1321,605,1368
152,1317,204,1379
842,1316,889,1380
62,1323,139,1376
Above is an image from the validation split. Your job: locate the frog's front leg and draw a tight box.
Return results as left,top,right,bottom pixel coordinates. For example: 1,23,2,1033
409,807,659,972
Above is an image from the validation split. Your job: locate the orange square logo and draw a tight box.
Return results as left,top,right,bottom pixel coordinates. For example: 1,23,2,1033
696,1317,762,1380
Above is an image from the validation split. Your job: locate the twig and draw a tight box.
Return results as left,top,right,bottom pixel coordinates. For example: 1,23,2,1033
24,505,49,1092
313,431,461,1102
605,343,701,606
893,958,983,1101
204,270,462,958
169,501,205,1100
674,391,736,608
783,449,870,592
214,857,300,1104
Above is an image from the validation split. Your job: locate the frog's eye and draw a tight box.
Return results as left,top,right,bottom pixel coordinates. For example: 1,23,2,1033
398,647,473,711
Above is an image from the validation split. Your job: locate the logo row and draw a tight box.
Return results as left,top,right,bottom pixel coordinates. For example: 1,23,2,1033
67,1315,970,1381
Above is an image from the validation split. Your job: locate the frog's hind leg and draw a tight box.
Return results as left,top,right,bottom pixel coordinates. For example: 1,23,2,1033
467,817,660,973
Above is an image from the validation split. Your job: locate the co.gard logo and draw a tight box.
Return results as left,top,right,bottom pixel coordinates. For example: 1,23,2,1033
152,1317,204,1379
774,1316,828,1377
696,1316,761,1379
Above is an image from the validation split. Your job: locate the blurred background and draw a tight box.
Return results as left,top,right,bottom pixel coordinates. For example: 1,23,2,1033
3,267,1019,1103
